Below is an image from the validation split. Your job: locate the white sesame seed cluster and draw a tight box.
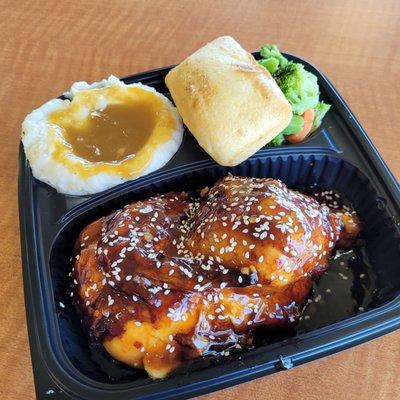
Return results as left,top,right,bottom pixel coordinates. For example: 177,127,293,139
70,175,358,379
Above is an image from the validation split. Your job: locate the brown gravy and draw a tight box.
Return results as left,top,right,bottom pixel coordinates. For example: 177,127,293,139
48,85,177,178
59,101,156,162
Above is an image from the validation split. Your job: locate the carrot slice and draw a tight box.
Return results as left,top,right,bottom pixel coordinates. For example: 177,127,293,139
286,109,315,144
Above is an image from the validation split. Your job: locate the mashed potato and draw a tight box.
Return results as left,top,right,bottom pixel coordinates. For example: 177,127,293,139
21,76,183,195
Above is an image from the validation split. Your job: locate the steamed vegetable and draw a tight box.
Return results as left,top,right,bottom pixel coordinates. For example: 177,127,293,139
286,109,315,144
258,44,331,146
258,58,280,75
312,101,331,130
280,114,304,136
267,132,285,147
258,44,288,74
273,62,319,115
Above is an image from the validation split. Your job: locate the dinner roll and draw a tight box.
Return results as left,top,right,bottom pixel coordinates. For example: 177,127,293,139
165,36,292,166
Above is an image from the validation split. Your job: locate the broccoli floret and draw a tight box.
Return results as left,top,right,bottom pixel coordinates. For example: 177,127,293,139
258,44,288,74
258,58,280,74
273,62,320,115
312,101,331,131
281,114,304,136
260,44,288,66
267,133,285,147
259,43,331,137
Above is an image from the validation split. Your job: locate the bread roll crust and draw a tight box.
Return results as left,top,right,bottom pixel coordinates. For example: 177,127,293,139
165,36,292,166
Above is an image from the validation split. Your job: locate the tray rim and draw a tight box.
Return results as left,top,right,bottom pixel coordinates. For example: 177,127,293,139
18,53,400,399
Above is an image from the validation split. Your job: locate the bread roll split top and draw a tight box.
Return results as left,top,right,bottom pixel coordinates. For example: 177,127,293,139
165,36,292,166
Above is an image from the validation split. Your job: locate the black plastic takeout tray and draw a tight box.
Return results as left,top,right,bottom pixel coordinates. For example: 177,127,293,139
19,53,400,399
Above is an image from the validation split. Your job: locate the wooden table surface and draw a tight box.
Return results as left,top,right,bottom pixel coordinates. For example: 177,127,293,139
1,0,399,399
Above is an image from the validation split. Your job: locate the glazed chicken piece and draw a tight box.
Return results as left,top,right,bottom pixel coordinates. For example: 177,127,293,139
71,176,361,379
186,176,344,285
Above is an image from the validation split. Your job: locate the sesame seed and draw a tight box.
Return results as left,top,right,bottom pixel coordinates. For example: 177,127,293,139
339,272,348,280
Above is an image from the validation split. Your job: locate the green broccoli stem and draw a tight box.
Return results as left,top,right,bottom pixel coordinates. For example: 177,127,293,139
281,114,304,136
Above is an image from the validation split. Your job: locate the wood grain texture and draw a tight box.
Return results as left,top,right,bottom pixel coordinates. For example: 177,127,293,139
0,0,399,399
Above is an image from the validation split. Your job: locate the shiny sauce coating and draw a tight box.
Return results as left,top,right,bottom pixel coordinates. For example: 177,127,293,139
71,176,361,379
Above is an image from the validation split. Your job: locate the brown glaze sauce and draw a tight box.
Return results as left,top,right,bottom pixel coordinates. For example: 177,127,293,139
70,176,361,379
